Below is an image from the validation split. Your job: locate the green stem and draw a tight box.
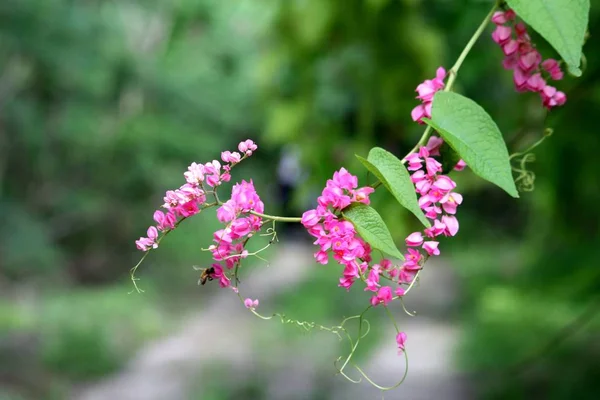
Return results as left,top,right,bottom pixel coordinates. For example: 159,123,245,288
249,210,302,223
445,2,498,92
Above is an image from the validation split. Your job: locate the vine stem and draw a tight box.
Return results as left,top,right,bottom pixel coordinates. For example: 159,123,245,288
249,210,302,223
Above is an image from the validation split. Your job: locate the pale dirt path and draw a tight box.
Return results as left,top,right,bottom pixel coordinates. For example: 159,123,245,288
73,242,315,400
74,243,469,400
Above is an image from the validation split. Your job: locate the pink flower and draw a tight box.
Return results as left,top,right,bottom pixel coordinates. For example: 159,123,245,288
541,59,564,80
411,104,427,123
395,287,406,297
221,151,242,164
238,139,258,156
353,186,375,204
491,10,515,25
424,219,446,238
396,332,407,354
154,210,176,231
432,175,456,193
147,226,158,240
441,215,459,236
411,67,446,123
425,136,444,156
518,50,541,72
502,39,519,56
513,68,529,92
175,200,200,217
423,241,440,256
315,250,328,264
440,192,463,214
454,160,467,171
184,162,205,185
405,232,424,247
231,180,264,213
491,25,512,44
364,268,381,292
244,298,259,309
135,237,155,251
526,73,547,92
332,167,358,190
405,153,422,171
301,209,320,227
217,200,237,223
425,157,442,177
370,286,393,307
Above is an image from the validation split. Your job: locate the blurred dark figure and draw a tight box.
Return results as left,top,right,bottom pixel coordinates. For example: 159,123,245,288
276,144,304,237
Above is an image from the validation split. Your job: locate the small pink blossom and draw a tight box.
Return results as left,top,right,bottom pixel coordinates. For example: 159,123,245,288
353,186,375,204
238,139,258,156
244,298,259,309
221,151,242,164
154,210,176,231
425,136,444,156
454,160,466,171
411,67,446,123
424,219,446,238
370,286,393,307
396,332,407,354
405,232,424,247
301,209,320,227
184,162,205,185
441,215,459,236
491,25,512,44
423,241,440,256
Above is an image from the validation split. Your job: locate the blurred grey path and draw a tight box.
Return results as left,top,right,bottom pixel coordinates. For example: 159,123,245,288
74,243,470,400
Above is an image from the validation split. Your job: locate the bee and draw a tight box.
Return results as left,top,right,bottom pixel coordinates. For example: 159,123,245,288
198,267,215,286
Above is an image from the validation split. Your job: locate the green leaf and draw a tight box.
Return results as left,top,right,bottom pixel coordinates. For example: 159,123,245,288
342,204,404,260
424,91,519,198
439,142,462,175
356,147,430,227
506,0,589,76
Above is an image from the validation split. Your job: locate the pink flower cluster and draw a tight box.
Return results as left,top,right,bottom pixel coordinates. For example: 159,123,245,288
301,168,380,291
209,179,265,288
491,9,566,109
135,140,257,251
301,146,463,310
411,67,447,124
398,137,462,281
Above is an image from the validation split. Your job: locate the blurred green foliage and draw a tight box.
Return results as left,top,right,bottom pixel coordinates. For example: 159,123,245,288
1,0,599,399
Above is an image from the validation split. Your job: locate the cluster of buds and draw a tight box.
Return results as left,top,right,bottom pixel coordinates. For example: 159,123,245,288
491,9,566,109
135,140,257,251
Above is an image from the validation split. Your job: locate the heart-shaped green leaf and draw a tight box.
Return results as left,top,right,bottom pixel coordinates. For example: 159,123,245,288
356,147,430,227
343,204,404,260
506,0,589,76
424,91,519,198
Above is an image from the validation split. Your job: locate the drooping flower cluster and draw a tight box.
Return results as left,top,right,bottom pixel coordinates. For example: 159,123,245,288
135,140,258,251
396,136,463,284
208,179,265,288
491,9,566,109
411,67,447,124
301,168,382,291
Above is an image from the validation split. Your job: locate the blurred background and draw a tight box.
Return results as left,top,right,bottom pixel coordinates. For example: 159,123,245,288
1,0,599,399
